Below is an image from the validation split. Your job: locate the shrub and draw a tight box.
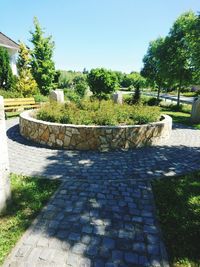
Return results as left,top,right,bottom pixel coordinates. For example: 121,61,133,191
16,42,38,97
0,89,21,98
70,75,89,98
0,47,13,90
33,94,48,103
142,96,162,106
36,100,160,126
64,89,81,104
87,68,118,99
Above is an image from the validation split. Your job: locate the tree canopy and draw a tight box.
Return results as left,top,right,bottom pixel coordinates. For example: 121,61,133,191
87,68,118,99
141,11,200,106
16,42,38,97
0,47,13,90
30,17,56,95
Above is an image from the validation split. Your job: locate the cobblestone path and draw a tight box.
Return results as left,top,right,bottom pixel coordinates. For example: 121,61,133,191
3,118,200,267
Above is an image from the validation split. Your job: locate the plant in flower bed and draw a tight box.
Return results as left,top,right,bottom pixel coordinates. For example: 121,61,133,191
36,100,161,126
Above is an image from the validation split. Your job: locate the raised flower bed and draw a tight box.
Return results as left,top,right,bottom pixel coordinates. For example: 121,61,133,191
19,110,172,151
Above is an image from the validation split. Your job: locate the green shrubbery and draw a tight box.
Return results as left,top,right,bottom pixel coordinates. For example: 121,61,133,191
0,89,22,99
87,68,118,100
36,100,160,126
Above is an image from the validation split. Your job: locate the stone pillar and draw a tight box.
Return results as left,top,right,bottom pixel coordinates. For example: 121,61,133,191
191,97,200,123
0,96,11,213
49,89,65,103
112,91,123,104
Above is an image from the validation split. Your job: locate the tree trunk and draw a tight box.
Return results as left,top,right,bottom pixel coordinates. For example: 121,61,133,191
177,78,182,108
157,86,161,100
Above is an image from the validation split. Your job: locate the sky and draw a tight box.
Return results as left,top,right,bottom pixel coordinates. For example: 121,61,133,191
1,0,199,73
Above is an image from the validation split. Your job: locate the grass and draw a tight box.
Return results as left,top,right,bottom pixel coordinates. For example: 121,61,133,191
161,106,200,130
0,174,60,265
152,173,200,267
181,92,198,97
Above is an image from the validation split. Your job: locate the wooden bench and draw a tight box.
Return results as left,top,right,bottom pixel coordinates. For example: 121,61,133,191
4,97,41,118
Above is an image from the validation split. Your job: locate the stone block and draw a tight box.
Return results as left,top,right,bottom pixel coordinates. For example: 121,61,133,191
112,92,123,104
49,89,64,103
191,97,200,123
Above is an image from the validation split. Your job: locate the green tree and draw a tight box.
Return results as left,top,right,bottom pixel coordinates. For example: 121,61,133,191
130,72,146,103
113,71,126,88
141,37,167,100
0,47,13,90
53,70,61,86
87,68,118,99
73,75,88,97
185,12,200,83
58,70,82,89
164,12,195,107
16,42,38,97
30,17,55,95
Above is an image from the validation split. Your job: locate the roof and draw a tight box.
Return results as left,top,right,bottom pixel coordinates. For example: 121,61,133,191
0,32,19,50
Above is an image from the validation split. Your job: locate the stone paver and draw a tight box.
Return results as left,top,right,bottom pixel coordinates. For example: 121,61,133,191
6,118,200,180
3,180,168,267
3,118,200,266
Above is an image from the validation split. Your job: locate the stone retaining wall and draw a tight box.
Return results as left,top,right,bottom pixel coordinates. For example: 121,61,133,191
0,96,11,213
20,110,172,151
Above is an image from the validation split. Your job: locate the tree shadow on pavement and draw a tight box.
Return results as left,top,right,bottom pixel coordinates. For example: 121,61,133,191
4,120,200,266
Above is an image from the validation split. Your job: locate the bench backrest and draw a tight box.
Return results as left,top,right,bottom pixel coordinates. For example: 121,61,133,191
4,98,36,107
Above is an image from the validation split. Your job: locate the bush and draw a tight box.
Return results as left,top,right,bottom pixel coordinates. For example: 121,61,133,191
0,89,22,99
64,89,81,104
0,47,13,90
87,68,118,99
73,76,88,97
36,100,160,126
142,96,162,106
33,94,48,103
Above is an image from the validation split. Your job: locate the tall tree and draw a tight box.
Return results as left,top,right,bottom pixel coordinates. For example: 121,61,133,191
186,12,200,83
30,17,55,95
141,37,167,100
0,47,13,90
16,42,38,97
164,12,195,106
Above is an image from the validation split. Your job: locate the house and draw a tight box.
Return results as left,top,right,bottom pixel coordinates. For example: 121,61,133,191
0,32,19,75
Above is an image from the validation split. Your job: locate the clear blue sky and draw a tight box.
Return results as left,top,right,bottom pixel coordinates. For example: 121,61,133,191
1,0,199,73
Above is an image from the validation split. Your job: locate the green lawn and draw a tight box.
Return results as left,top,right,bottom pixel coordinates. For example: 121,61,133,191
161,107,200,130
0,174,60,265
152,173,200,267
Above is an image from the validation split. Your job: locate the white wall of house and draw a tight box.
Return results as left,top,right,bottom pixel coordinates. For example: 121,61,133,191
7,48,18,75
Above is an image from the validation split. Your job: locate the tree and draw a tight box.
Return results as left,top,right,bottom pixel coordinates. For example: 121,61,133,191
87,68,118,99
130,72,146,103
163,12,195,107
113,71,126,88
30,17,56,95
0,47,13,90
141,37,167,100
73,75,88,97
53,70,61,86
16,42,38,97
185,12,200,83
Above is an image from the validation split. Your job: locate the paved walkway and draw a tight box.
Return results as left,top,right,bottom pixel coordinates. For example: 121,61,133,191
3,118,200,267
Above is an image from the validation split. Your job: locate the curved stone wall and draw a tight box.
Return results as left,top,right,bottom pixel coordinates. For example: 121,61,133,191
19,110,172,151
